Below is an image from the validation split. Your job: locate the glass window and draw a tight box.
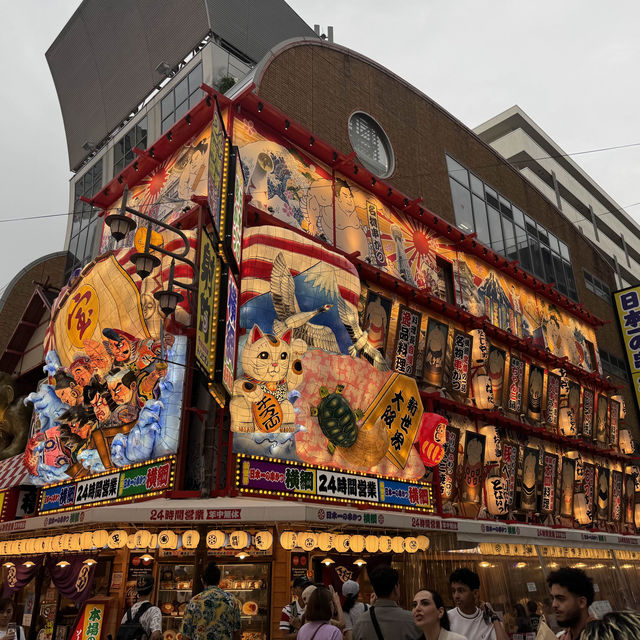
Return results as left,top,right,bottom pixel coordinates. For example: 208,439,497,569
472,195,491,246
114,117,147,174
348,112,394,177
512,206,525,228
188,64,203,94
499,196,512,218
487,205,504,254
470,173,484,197
445,155,577,299
502,218,518,262
450,178,474,233
446,156,469,186
161,93,174,120
529,237,544,280
175,77,189,109
552,254,567,294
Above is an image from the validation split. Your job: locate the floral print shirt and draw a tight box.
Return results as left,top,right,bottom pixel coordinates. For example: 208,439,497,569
180,586,241,640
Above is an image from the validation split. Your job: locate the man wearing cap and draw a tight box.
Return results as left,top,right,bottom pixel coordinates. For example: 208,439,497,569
280,577,311,638
120,576,162,640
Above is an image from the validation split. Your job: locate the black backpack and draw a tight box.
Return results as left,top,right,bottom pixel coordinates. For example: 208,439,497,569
116,602,153,640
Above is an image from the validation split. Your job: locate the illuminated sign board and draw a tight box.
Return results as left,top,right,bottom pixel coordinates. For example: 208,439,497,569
236,455,434,512
614,285,640,414
39,457,175,513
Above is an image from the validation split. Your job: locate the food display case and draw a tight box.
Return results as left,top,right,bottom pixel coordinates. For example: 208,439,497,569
218,563,270,640
156,563,194,637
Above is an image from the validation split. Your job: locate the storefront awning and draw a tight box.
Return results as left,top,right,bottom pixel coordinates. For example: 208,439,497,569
0,455,30,491
6,496,640,553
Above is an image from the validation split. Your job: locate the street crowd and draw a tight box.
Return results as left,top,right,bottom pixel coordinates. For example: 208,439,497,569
1,562,634,640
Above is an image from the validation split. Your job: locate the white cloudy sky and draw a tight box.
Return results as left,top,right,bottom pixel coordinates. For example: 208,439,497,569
2,0,640,294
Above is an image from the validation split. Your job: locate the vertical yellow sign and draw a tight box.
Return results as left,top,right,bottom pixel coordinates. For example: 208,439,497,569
613,285,640,413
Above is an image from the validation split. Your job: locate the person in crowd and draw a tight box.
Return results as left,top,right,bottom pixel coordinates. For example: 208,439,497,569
119,576,162,640
411,589,466,640
0,598,25,640
581,611,640,640
526,601,541,632
352,565,420,640
513,604,532,633
547,568,595,640
296,588,342,640
180,561,241,640
342,580,369,640
280,576,311,638
448,568,508,640
299,585,344,631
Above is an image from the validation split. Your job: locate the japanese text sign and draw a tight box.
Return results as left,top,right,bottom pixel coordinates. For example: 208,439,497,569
236,456,434,511
207,102,226,234
71,602,105,640
541,453,557,514
392,305,421,376
614,285,640,415
439,426,459,501
195,231,221,375
360,373,423,469
501,441,519,508
450,330,473,397
545,372,560,427
507,356,525,414
582,389,595,439
222,270,239,395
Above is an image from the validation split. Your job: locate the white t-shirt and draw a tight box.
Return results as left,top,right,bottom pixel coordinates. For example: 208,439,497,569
343,602,368,631
448,607,496,640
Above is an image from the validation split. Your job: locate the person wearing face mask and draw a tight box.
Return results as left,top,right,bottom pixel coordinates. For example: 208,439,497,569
0,599,24,640
411,589,466,640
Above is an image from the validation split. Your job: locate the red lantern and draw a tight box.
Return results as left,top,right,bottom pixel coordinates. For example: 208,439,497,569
416,413,447,466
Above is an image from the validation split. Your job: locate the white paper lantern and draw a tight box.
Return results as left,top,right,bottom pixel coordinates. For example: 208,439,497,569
157,530,178,549
416,535,430,551
334,535,350,553
479,425,502,463
391,536,405,553
107,530,128,549
280,531,297,550
134,530,152,549
558,406,577,436
378,536,393,553
349,535,365,553
574,492,591,525
254,531,273,550
365,535,379,553
207,530,226,549
229,531,250,549
566,451,584,482
318,533,334,551
92,530,109,548
297,532,317,551
405,537,419,553
472,374,495,410
485,476,509,515
182,530,200,549
470,329,488,366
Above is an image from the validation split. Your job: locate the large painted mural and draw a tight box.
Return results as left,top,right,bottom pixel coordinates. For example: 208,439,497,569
232,226,427,481
24,231,192,485
234,115,601,375
100,126,211,253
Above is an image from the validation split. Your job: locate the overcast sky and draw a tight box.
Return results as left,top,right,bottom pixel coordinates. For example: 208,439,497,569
2,0,640,295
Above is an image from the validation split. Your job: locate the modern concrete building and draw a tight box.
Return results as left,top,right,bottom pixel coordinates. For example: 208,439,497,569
475,105,638,383
46,0,318,278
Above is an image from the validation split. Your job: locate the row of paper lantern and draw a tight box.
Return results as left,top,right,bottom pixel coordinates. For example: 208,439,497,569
206,530,273,551
0,529,202,556
279,531,430,554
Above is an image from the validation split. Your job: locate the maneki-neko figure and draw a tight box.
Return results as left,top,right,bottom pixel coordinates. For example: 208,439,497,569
230,325,306,433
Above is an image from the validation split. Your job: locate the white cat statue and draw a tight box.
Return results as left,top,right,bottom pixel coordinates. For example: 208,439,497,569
230,325,307,433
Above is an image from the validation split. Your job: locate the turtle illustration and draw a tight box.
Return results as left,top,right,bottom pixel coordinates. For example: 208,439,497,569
310,384,363,454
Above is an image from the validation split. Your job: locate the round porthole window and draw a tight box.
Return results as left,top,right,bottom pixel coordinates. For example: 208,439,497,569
348,111,394,178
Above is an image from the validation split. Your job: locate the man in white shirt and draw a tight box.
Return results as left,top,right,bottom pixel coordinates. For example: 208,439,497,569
120,575,162,640
447,568,508,640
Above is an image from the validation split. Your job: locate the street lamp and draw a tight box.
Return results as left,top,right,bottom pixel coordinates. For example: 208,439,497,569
105,186,197,315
